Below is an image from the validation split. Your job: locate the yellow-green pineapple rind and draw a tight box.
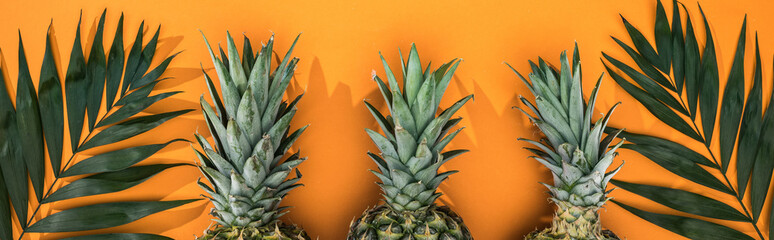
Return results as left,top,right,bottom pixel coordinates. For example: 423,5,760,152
198,222,310,240
348,204,472,240
525,201,619,240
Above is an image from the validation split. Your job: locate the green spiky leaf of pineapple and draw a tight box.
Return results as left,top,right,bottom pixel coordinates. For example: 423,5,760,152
347,44,474,240
195,32,310,240
512,44,622,240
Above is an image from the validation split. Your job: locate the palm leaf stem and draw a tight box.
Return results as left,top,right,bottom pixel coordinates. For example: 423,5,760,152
19,129,96,240
636,71,763,239
676,90,764,239
19,99,118,240
19,156,69,239
61,109,110,171
701,138,763,239
666,75,691,116
666,74,679,94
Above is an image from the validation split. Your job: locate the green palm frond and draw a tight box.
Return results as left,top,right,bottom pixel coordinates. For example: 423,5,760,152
603,0,773,239
0,10,196,240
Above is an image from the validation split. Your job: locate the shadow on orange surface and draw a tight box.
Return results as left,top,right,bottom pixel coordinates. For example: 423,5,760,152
279,56,384,238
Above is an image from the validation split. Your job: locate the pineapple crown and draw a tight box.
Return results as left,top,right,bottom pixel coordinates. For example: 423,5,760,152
193,31,308,228
366,44,473,211
511,44,624,208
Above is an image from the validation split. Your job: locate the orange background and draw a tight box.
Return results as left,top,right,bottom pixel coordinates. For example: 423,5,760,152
1,0,773,239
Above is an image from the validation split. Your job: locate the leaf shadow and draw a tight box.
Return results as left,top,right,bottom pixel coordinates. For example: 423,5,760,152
277,57,382,239
440,73,555,238
154,67,203,91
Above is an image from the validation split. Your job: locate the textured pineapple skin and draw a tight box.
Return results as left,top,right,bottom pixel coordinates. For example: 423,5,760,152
197,223,310,240
348,204,472,240
525,201,619,240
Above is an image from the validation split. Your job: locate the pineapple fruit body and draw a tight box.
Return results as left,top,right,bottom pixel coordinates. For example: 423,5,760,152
525,202,618,240
349,204,470,240
513,45,622,240
199,223,309,240
195,32,310,240
348,44,473,240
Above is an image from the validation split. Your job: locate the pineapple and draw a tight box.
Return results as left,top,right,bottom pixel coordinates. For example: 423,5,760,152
348,44,474,239
511,45,623,240
193,32,310,240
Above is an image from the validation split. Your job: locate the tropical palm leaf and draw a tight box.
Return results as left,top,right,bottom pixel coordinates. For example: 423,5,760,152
603,0,773,239
0,10,196,240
